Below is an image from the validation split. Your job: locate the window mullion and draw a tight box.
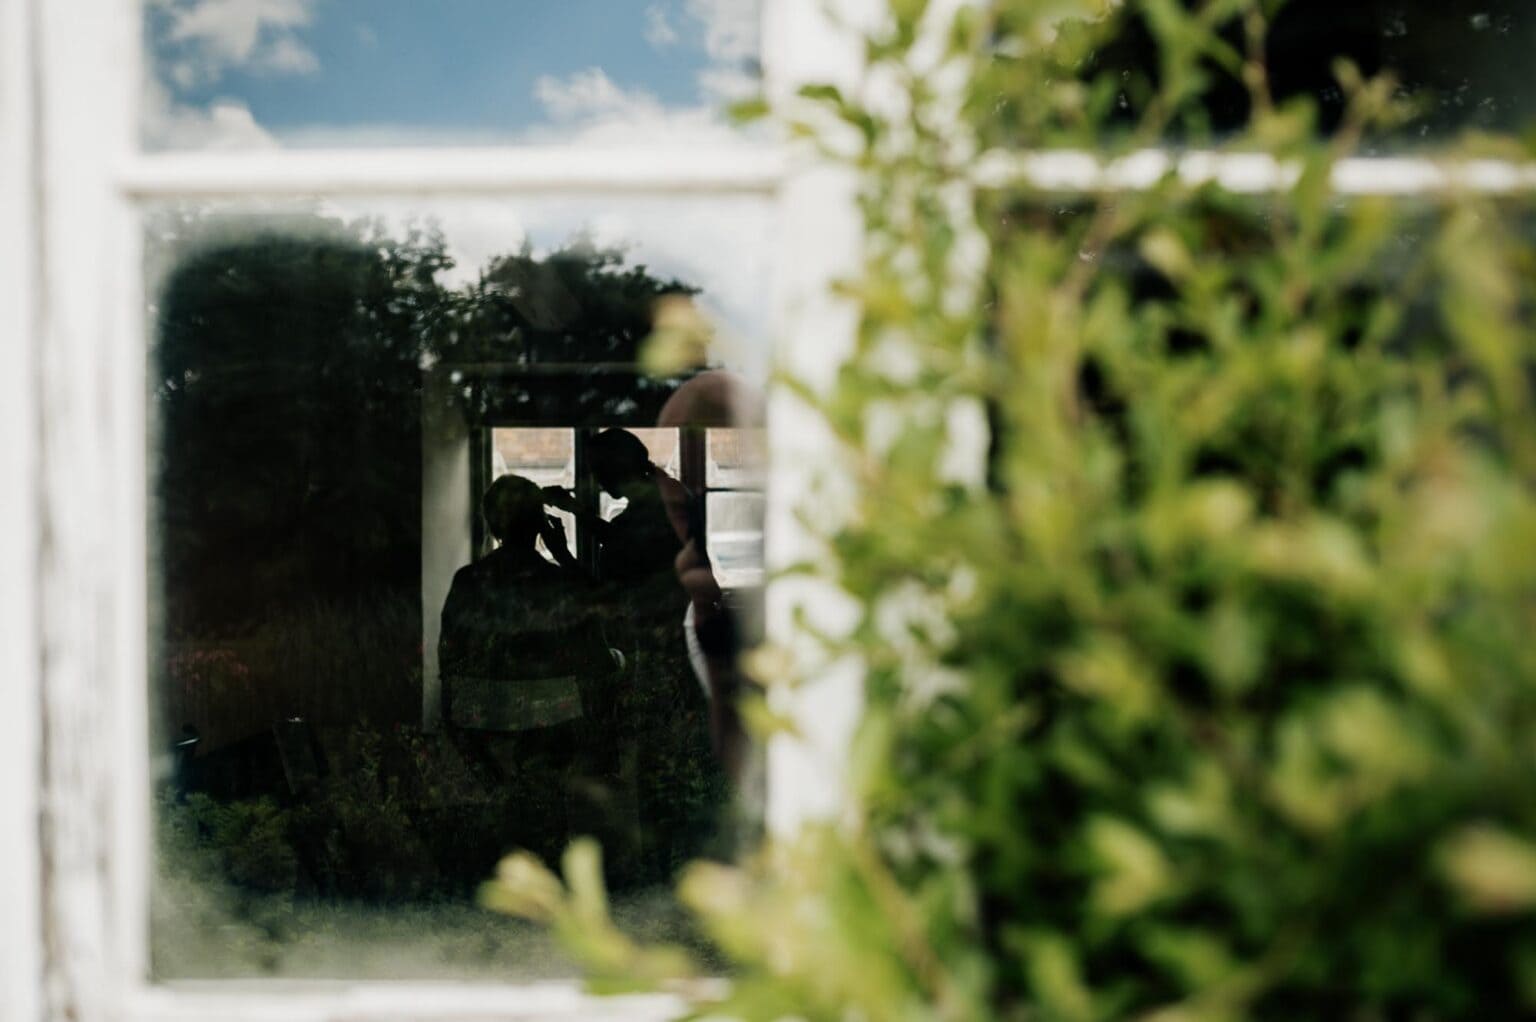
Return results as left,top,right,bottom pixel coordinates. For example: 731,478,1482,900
759,0,873,833
974,148,1536,196
119,146,784,200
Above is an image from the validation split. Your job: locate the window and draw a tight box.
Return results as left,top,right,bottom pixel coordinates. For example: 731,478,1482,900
703,428,766,590
139,133,778,994
491,427,578,560
12,1,1530,1019
10,0,864,1018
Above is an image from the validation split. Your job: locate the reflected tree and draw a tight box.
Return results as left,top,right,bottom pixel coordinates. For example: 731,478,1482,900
152,210,727,905
154,211,450,640
154,213,695,640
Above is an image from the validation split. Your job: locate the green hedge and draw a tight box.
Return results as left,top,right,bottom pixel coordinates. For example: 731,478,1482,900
487,3,1536,1017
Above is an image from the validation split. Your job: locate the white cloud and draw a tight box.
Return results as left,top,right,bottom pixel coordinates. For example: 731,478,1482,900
156,0,318,84
534,68,667,123
529,67,747,147
257,34,320,74
518,3,763,146
147,0,321,149
696,65,758,103
167,59,201,91
685,0,760,64
531,67,740,146
141,76,278,150
644,5,680,48
680,0,762,105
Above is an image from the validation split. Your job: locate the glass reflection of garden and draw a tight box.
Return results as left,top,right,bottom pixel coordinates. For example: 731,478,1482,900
149,212,745,977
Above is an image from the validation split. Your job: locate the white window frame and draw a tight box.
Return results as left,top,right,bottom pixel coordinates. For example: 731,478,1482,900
3,0,1533,1020
3,0,870,1019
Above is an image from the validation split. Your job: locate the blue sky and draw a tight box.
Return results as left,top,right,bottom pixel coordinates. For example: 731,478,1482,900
145,0,761,147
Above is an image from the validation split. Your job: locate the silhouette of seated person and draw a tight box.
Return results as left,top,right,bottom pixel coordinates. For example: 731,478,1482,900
438,474,620,772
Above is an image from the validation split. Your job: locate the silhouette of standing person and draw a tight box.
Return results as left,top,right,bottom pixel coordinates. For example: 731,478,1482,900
541,428,688,582
655,370,764,784
542,428,721,875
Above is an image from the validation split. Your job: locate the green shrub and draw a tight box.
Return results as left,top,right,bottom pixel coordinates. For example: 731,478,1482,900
486,2,1536,1017
165,792,301,893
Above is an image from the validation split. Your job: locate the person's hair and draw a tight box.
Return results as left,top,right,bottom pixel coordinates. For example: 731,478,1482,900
481,474,544,545
588,428,651,479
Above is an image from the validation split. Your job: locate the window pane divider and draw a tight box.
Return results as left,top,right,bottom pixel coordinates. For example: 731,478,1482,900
974,148,1536,195
119,145,786,199
124,980,705,1022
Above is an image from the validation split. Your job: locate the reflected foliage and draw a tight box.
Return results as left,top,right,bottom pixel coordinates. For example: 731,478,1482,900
155,213,448,636
982,0,1536,147
154,213,689,637
152,209,732,942
457,241,696,364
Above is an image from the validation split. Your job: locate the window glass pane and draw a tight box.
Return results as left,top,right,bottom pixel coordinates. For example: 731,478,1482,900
600,428,681,522
632,427,682,479
142,0,764,150
998,0,1536,145
494,428,575,488
705,426,764,489
492,428,575,561
147,196,769,980
705,490,764,590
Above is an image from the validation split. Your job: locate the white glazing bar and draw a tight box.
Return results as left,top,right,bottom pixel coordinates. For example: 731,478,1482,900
125,982,689,1022
0,0,43,1014
120,145,786,198
974,149,1536,195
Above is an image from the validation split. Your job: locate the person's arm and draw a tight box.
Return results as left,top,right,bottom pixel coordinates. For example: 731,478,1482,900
658,473,693,545
674,539,747,779
538,512,580,570
541,485,613,535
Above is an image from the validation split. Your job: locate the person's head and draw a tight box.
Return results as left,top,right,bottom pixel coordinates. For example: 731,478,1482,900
482,474,545,547
587,428,651,495
656,369,763,431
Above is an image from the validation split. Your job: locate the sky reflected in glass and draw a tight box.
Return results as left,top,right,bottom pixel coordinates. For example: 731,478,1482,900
143,0,762,149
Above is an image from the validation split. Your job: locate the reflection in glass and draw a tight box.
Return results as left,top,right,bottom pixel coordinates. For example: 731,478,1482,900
705,491,765,590
142,0,764,150
706,427,765,489
598,428,680,523
148,199,767,979
493,428,576,559
703,428,765,590
1026,0,1536,143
